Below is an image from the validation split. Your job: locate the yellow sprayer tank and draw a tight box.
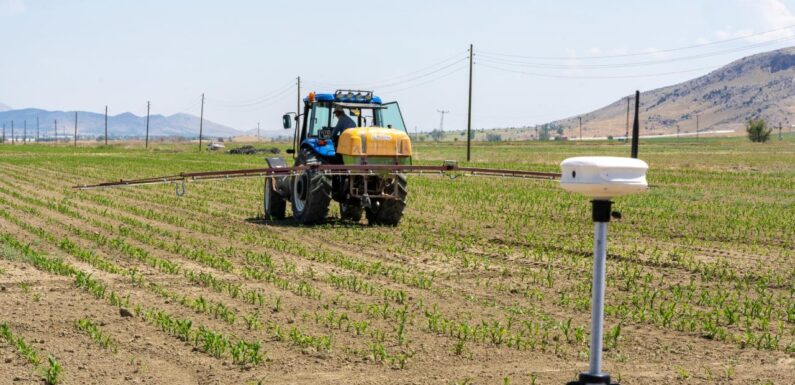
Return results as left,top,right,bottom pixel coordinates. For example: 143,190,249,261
336,127,412,165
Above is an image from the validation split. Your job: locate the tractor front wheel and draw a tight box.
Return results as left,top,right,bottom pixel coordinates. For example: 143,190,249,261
291,169,332,225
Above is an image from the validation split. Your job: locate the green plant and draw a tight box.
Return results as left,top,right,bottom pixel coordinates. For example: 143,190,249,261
746,118,771,143
675,366,690,380
606,323,622,350
45,355,62,385
0,321,40,365
74,318,118,353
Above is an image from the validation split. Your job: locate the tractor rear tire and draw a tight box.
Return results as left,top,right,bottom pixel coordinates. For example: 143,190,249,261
340,203,363,222
366,174,407,226
263,177,286,220
291,169,332,225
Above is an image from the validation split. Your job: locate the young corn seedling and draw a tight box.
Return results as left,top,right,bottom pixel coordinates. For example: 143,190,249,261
44,355,62,385
74,318,118,353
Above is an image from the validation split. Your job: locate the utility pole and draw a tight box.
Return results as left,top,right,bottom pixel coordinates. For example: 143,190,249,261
466,43,474,162
104,105,108,145
145,101,151,149
676,124,680,139
23,120,26,144
625,96,630,140
36,116,39,142
11,121,14,144
437,110,449,132
54,120,57,142
2,123,5,143
74,112,78,147
631,90,640,158
199,94,206,150
578,116,583,141
296,76,301,129
779,122,783,140
696,114,699,140
198,93,205,151
257,122,260,141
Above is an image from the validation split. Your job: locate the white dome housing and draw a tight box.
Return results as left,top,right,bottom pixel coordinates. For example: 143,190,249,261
560,156,649,200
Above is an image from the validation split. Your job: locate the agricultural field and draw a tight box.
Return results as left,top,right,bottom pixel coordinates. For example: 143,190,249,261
0,137,793,384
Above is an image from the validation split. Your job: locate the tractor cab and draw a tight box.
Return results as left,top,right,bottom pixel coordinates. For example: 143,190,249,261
283,90,412,165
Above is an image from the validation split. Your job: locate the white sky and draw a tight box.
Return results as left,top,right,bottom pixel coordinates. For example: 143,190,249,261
2,0,795,133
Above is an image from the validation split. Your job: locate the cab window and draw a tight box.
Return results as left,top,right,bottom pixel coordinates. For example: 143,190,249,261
375,102,407,132
308,103,331,137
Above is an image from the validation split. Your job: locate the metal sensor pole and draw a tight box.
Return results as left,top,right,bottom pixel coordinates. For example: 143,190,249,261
590,200,610,378
568,199,618,385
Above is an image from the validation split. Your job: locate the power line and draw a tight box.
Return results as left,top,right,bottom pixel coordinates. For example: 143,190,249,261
171,94,204,113
208,80,296,107
361,58,469,90
374,64,467,94
309,50,467,89
207,86,294,112
479,23,795,60
477,62,721,80
476,35,795,69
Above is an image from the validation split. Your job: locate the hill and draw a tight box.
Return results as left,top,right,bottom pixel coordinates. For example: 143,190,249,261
549,47,795,139
0,108,242,139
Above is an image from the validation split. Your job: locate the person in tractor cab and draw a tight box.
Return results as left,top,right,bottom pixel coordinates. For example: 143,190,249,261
332,107,357,145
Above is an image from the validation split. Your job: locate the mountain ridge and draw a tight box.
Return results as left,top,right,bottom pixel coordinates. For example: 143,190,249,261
545,47,795,138
0,108,242,138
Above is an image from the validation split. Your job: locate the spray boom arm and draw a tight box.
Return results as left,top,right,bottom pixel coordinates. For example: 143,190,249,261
73,162,559,190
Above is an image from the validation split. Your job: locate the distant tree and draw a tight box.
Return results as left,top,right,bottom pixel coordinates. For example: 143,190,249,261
486,133,502,142
430,129,445,141
538,125,551,141
746,118,771,143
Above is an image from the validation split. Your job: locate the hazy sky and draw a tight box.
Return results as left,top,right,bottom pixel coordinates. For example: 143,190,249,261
2,0,795,133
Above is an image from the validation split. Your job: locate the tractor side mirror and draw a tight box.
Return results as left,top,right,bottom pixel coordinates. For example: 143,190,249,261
282,114,292,129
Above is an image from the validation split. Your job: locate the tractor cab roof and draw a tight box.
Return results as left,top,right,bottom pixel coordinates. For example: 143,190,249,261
304,89,383,105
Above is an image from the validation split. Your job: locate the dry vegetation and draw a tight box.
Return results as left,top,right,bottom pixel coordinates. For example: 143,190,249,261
0,137,793,384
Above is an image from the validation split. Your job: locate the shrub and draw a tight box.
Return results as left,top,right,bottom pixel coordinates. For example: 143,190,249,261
746,118,771,142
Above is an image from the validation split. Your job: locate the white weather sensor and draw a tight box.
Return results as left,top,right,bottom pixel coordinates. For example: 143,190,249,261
559,156,648,200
